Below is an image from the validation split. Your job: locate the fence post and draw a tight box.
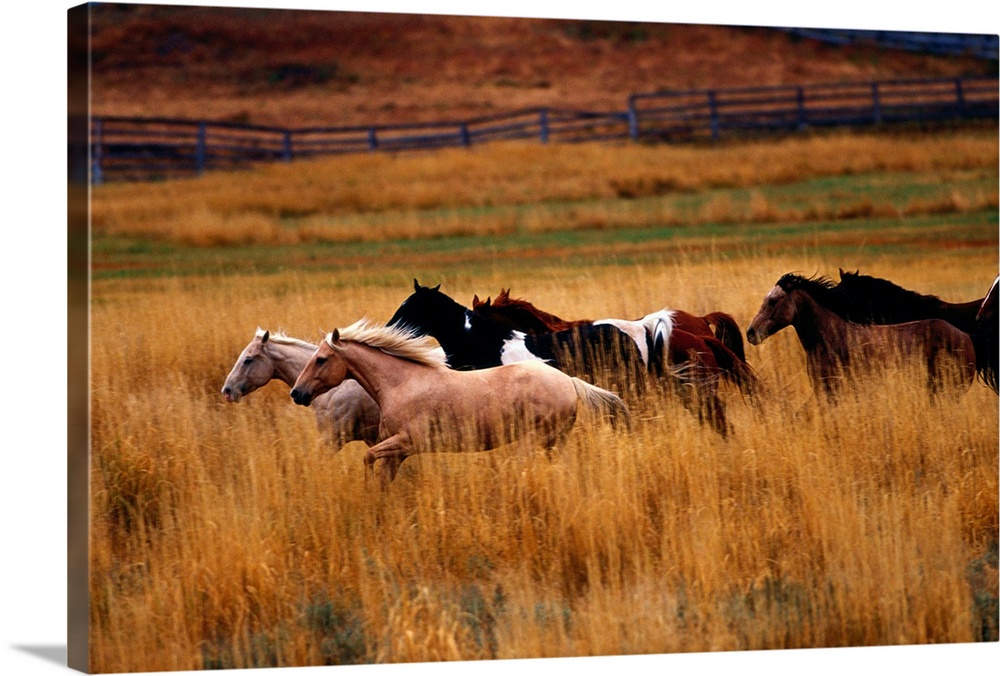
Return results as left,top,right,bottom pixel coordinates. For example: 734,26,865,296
871,83,882,125
954,78,966,116
539,109,550,144
795,86,807,130
195,122,207,175
459,123,471,147
627,96,639,141
367,127,378,151
282,130,293,161
708,90,720,139
91,117,104,186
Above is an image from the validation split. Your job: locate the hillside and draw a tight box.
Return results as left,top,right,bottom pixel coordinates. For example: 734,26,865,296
88,4,997,128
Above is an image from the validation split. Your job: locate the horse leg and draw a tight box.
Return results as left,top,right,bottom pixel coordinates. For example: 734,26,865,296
362,434,410,489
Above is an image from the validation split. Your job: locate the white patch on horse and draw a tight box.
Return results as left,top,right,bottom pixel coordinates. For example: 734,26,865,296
500,331,546,365
640,309,676,357
464,310,473,332
593,318,650,366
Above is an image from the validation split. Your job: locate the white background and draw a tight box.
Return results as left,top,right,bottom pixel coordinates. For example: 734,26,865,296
2,1,997,674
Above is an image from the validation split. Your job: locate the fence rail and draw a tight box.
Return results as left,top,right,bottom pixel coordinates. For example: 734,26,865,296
781,29,999,60
90,76,998,183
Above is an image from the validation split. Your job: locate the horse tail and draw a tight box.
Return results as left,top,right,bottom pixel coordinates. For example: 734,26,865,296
970,330,998,394
702,311,746,362
701,334,761,399
571,378,633,430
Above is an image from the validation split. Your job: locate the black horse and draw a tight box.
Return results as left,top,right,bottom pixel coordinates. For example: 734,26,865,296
387,280,651,401
834,269,997,394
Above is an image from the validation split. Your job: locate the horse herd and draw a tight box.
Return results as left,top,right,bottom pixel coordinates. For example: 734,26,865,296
221,270,999,487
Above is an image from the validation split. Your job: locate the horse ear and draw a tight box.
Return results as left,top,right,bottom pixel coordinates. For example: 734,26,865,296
413,278,421,292
261,330,270,344
432,283,441,291
331,328,340,344
472,294,482,308
838,268,844,277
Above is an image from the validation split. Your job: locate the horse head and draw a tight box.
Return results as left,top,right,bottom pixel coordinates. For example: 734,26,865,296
221,328,276,402
387,280,466,337
290,330,347,407
746,278,802,345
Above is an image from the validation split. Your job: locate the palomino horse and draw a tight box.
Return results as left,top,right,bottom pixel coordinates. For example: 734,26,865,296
834,269,997,393
221,328,381,448
746,273,977,398
471,289,761,436
387,281,650,402
289,320,631,487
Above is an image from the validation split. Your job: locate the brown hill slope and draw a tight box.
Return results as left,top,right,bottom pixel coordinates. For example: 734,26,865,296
89,5,995,128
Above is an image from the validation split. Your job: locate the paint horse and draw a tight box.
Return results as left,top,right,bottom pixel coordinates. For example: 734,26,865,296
471,289,760,437
386,281,651,403
473,287,747,361
222,328,381,448
833,269,996,394
289,320,631,487
746,273,976,398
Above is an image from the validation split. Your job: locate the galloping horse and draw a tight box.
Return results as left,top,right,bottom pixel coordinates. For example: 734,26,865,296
387,281,650,402
474,287,747,361
834,269,997,393
472,288,761,436
221,328,381,448
289,320,631,487
746,273,976,398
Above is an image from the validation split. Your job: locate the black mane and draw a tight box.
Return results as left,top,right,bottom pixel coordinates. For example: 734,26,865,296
776,273,850,317
835,270,948,323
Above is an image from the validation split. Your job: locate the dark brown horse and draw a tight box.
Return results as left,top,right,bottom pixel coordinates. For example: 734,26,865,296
834,269,997,393
746,274,977,398
471,289,760,437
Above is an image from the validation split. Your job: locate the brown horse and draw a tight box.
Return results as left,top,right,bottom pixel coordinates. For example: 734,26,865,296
472,289,760,437
290,320,631,487
746,274,976,398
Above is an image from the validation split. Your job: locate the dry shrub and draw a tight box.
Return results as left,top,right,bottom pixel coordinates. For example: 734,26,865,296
170,207,299,246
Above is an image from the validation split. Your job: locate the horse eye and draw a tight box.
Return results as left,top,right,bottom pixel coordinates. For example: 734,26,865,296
315,357,327,366
243,357,254,365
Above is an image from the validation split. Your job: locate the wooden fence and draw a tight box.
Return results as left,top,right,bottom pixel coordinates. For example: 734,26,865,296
90,76,998,183
780,29,998,60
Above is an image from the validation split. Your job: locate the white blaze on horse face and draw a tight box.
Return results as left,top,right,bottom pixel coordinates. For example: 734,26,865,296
748,285,787,344
500,332,546,365
464,310,473,331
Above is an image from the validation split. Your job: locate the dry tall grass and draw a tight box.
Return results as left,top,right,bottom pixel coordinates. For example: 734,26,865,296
89,252,998,672
91,130,998,246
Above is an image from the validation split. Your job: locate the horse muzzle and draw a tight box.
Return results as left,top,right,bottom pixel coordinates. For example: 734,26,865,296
222,385,241,403
746,326,765,346
290,388,312,406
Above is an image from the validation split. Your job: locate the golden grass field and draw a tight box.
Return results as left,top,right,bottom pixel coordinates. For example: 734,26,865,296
88,131,998,672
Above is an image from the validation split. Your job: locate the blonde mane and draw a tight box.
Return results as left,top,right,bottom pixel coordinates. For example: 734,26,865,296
326,319,447,368
254,327,317,350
